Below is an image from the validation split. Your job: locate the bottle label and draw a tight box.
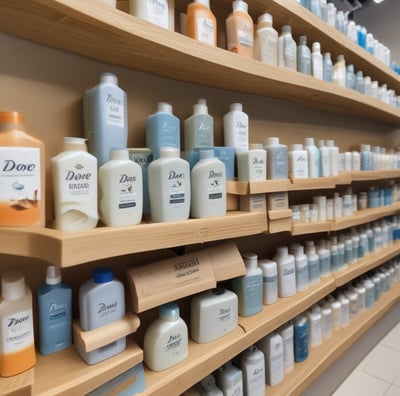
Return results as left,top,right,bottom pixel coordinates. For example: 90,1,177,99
105,92,125,128
118,173,137,209
1,309,34,354
207,169,224,200
165,333,182,352
228,23,253,52
0,147,41,218
168,170,186,205
258,32,277,64
61,162,96,203
148,0,169,29
196,18,215,46
217,306,232,322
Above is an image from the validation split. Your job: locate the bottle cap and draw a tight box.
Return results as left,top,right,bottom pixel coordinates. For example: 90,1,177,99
109,148,129,161
229,103,243,112
304,137,315,146
2,271,26,301
159,302,180,321
193,98,208,115
159,146,180,158
323,52,331,60
0,111,24,126
199,149,214,160
157,102,172,114
259,259,277,276
100,72,118,85
265,137,279,146
93,267,114,283
249,143,263,150
242,252,258,269
312,42,321,53
299,35,307,46
282,25,291,34
257,13,273,25
46,266,62,285
290,144,303,151
233,0,248,13
337,54,345,62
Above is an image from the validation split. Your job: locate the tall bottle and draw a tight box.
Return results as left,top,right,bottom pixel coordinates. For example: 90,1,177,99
148,147,191,222
186,0,217,47
257,332,284,386
36,266,72,355
98,148,143,227
129,0,175,30
304,137,320,178
326,139,339,176
0,271,36,376
297,35,311,75
333,55,346,87
83,73,127,166
323,52,333,82
240,346,265,396
346,64,356,90
226,0,254,59
278,25,297,70
254,13,278,66
273,246,296,297
289,144,308,179
290,244,309,292
51,137,98,231
264,137,288,180
0,111,45,226
146,102,180,160
223,103,249,151
304,240,320,284
311,42,323,80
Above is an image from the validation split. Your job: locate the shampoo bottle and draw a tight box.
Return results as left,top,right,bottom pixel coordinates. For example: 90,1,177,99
36,266,72,355
307,305,322,347
83,72,127,166
143,302,188,371
257,332,284,386
311,42,323,80
51,137,98,232
289,144,308,179
273,246,296,297
148,147,191,222
198,375,223,395
278,25,297,70
226,0,254,59
240,346,265,396
304,240,320,284
223,103,249,151
278,321,294,374
237,143,267,181
259,259,278,305
297,35,311,75
346,64,356,90
129,0,175,30
0,111,45,226
264,137,288,180
217,361,243,396
304,137,320,178
290,244,309,292
254,13,278,66
186,0,217,47
293,314,308,362
0,271,36,377
323,52,333,82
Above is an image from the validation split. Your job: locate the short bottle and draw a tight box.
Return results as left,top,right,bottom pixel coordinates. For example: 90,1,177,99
297,35,311,75
240,346,265,396
0,271,36,377
231,253,263,317
129,0,175,30
323,52,333,82
333,55,346,87
254,13,278,66
0,111,45,226
273,246,296,297
36,266,72,356
83,72,128,167
51,137,98,232
148,147,191,222
237,143,267,181
259,259,278,305
289,144,308,179
146,102,180,160
257,332,284,386
311,42,323,80
223,103,249,151
78,267,126,365
304,137,320,178
143,302,188,371
190,149,226,218
226,0,254,59
198,375,223,395
186,0,217,47
264,137,288,180
98,148,143,227
217,361,243,396
278,25,297,70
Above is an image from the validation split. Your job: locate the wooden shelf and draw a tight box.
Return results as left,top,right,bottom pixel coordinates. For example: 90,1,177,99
289,176,337,191
0,211,267,266
0,1,398,124
292,220,332,236
351,169,400,182
267,281,400,395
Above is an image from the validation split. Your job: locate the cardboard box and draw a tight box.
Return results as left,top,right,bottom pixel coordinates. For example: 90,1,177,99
239,194,267,213
268,209,293,233
267,192,289,210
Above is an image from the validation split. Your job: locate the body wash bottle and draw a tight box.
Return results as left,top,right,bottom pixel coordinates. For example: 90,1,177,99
36,266,72,355
254,13,278,66
257,332,284,386
186,0,217,47
273,246,296,297
264,137,288,180
311,42,323,80
129,0,175,30
83,72,127,166
143,303,188,371
240,346,265,396
278,25,297,70
333,55,346,87
217,361,243,396
323,52,333,82
223,103,249,151
297,35,311,75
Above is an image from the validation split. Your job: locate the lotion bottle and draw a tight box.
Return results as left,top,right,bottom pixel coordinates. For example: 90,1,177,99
323,52,333,82
186,0,217,47
278,25,297,70
257,332,284,386
290,244,309,292
307,305,322,348
143,302,188,371
254,13,278,66
304,240,320,284
148,147,190,222
98,148,143,227
0,271,36,377
333,55,346,87
311,42,323,80
289,144,308,179
217,361,243,396
278,321,294,374
226,0,254,59
293,314,308,362
304,137,320,178
297,35,311,75
273,246,296,297
259,259,278,305
36,266,72,356
240,346,265,396
237,143,267,181
51,137,98,232
264,137,288,180
223,103,249,151
83,72,127,166
129,0,175,30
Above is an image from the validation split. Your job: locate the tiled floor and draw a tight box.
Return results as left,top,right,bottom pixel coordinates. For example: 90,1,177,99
333,321,400,396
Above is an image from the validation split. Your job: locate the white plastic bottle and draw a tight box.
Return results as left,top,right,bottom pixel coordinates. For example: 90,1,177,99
264,137,288,180
307,305,322,348
190,150,226,218
223,103,249,151
278,25,297,70
289,144,308,179
240,346,265,396
129,0,175,30
259,259,278,305
143,303,188,371
217,361,243,396
254,13,278,66
83,72,127,166
333,55,346,87
278,321,294,374
98,148,143,227
51,137,98,231
290,244,309,292
304,240,320,284
273,246,296,297
257,332,284,386
198,375,223,395
148,147,191,222
326,139,339,176
321,303,332,340
311,42,323,80
237,144,267,181
318,140,331,177
304,137,320,178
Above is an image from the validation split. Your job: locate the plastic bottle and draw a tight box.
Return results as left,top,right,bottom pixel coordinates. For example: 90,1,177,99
293,314,308,362
198,375,223,395
259,259,278,305
148,147,191,222
51,137,98,231
273,246,296,297
186,0,217,47
264,137,288,180
317,240,331,276
278,25,297,70
320,0,327,21
355,71,365,94
78,267,126,365
347,20,358,43
326,2,336,27
321,303,332,340
83,72,127,166
346,64,356,90
360,144,373,171
237,143,267,181
297,35,311,75
304,240,320,284
240,346,265,396
257,332,284,386
304,137,320,178
0,271,36,377
36,266,72,356
309,0,321,17
333,55,346,87
146,102,180,160
290,244,309,292
326,139,339,176
217,361,243,396
311,42,323,80
144,302,188,371
254,13,278,66
231,253,263,316
226,1,254,59
0,111,45,226
129,0,175,30
307,305,322,347
289,143,308,179
223,103,249,151
323,52,333,83
318,140,331,177
278,321,294,374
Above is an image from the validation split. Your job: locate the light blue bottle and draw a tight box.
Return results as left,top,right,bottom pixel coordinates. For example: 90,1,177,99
146,102,180,160
299,0,308,8
360,144,372,171
264,137,288,180
83,72,128,167
36,266,72,355
309,0,321,17
231,253,263,317
297,36,311,75
355,71,365,94
346,64,356,90
323,52,333,83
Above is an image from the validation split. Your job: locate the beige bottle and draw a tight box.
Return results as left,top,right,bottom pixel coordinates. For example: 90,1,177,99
254,13,278,66
186,0,217,47
226,0,254,58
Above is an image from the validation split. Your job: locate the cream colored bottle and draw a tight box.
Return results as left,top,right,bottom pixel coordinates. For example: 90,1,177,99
51,137,98,231
333,55,346,87
129,0,175,31
226,0,254,59
254,13,278,66
98,148,143,227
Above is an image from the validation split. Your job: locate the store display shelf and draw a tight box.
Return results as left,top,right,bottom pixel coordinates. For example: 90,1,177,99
351,169,400,182
2,366,34,396
289,176,337,191
267,281,400,396
291,220,332,236
0,1,399,124
0,211,267,267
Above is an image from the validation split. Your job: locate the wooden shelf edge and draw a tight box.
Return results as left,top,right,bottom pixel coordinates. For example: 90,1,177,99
351,169,400,181
291,221,332,236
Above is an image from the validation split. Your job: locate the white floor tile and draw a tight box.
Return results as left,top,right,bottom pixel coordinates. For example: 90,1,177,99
384,384,400,396
363,345,400,383
381,323,400,352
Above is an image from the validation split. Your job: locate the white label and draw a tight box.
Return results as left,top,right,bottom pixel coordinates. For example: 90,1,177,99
118,173,137,209
61,162,96,202
148,0,169,29
207,169,224,201
196,18,215,46
105,93,124,127
1,309,34,354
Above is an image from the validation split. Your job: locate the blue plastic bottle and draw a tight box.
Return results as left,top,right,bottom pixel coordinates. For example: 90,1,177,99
36,266,72,355
293,314,309,362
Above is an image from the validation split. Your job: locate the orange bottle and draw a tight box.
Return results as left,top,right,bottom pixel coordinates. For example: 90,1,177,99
0,111,45,226
186,0,217,47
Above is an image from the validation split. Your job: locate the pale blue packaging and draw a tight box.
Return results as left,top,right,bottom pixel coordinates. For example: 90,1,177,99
36,266,72,355
323,53,333,82
264,137,288,180
346,64,356,90
145,102,180,160
214,146,235,180
293,315,308,362
297,36,311,75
